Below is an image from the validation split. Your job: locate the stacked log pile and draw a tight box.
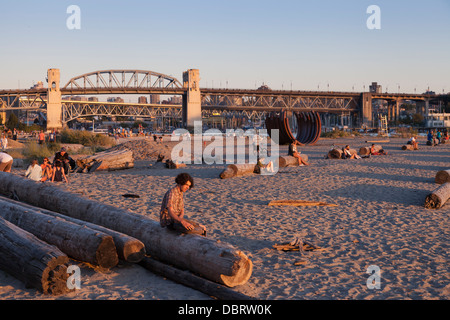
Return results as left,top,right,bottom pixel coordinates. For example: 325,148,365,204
0,172,253,297
0,216,70,295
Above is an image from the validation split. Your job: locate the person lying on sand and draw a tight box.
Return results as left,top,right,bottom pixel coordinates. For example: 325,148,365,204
160,173,206,236
342,145,361,159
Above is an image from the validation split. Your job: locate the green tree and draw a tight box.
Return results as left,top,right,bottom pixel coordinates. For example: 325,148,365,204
412,113,424,125
6,113,19,129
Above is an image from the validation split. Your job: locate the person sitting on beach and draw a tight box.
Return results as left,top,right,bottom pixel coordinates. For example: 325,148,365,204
342,145,360,159
0,151,13,173
288,141,309,166
160,173,206,236
408,136,419,149
40,157,53,182
370,144,388,155
54,147,70,175
51,160,68,183
255,157,275,174
1,134,8,151
25,159,43,182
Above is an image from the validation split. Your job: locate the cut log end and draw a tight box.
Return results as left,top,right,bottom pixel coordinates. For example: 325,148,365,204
219,251,253,288
122,241,146,263
424,182,450,209
41,259,70,295
435,170,450,185
95,236,119,269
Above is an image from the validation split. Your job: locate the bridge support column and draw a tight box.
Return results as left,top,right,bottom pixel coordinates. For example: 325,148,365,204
46,68,63,131
0,102,5,125
182,69,202,131
361,93,373,127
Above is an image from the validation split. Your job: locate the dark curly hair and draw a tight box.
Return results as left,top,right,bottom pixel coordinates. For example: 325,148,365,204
175,173,194,189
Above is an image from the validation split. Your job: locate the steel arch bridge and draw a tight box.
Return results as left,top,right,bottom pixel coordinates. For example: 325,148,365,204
62,69,183,92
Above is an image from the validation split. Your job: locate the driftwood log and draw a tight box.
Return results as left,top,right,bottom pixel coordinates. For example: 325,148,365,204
278,155,309,168
327,148,356,159
75,149,134,173
0,196,145,263
0,173,253,287
359,145,382,156
0,216,70,295
401,144,416,151
0,197,119,268
219,164,257,179
424,182,450,209
435,169,450,185
139,256,254,300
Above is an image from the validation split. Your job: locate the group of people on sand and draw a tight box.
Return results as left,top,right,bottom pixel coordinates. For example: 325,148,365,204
427,129,449,146
24,147,71,183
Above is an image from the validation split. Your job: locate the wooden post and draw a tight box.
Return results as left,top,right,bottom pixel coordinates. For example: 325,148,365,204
0,196,145,263
0,198,118,269
0,173,253,287
0,216,70,295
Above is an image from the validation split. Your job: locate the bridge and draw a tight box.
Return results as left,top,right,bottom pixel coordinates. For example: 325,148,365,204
1,68,448,130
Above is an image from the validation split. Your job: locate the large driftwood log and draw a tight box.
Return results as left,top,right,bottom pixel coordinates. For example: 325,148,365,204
424,182,450,209
139,256,254,300
0,198,118,268
0,216,70,295
278,155,309,168
327,148,356,159
435,169,450,184
0,173,253,287
0,196,145,263
359,145,382,156
401,144,415,150
219,164,257,179
76,149,134,172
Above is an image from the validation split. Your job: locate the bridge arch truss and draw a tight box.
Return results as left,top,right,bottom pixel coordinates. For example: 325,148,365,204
62,70,183,91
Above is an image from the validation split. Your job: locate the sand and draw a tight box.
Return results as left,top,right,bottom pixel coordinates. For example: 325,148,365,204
0,135,449,300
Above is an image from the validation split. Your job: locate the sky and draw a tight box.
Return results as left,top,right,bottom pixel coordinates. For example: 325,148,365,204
0,0,449,94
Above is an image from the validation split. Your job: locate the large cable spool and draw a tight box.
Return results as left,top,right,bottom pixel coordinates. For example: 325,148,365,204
265,110,321,145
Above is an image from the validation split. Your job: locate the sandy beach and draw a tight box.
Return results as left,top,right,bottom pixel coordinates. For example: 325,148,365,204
0,135,449,300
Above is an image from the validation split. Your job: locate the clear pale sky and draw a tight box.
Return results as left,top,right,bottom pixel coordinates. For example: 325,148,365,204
0,0,449,93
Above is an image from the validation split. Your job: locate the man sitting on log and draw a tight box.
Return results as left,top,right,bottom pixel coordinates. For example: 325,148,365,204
160,173,206,236
288,141,309,166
